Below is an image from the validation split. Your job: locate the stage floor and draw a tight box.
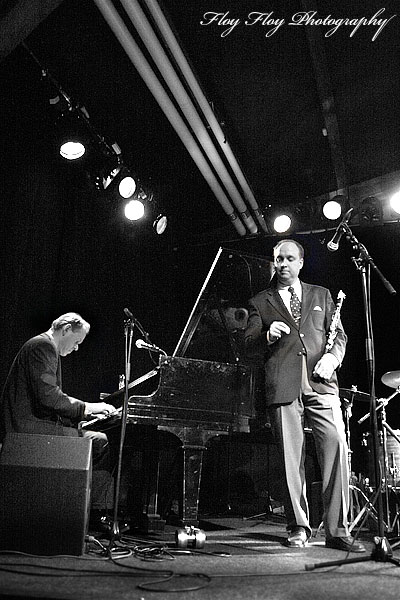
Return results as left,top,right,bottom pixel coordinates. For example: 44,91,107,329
1,515,400,600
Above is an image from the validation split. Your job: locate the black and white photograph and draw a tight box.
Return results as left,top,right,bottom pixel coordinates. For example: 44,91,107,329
1,1,400,598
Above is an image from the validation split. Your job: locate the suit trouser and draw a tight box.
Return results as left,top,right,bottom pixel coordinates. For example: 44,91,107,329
269,359,350,539
62,426,113,510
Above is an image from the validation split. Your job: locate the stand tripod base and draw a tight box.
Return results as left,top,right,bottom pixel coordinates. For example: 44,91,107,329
305,537,400,570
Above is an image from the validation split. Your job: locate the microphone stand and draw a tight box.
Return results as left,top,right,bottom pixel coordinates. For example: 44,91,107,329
108,318,134,549
307,225,399,570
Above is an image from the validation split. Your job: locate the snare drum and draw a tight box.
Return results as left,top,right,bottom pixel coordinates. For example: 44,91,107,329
362,430,400,487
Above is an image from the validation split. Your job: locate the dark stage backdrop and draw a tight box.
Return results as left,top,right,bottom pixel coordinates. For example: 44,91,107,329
1,83,400,479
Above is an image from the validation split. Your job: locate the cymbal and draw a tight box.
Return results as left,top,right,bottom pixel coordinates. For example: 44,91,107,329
381,371,400,389
339,388,370,402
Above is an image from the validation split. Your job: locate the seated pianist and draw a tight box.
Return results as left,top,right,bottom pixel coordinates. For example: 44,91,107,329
0,312,115,530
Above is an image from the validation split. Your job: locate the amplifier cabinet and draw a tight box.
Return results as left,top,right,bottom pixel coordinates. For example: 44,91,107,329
0,433,92,556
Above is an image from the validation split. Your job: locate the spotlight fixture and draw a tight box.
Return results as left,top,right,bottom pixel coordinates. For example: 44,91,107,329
389,190,400,216
322,199,342,220
264,204,294,234
56,110,92,161
359,196,382,226
321,194,348,221
118,175,136,198
24,43,146,210
59,140,86,160
98,163,122,190
153,214,168,235
124,198,145,221
94,154,137,199
273,213,292,233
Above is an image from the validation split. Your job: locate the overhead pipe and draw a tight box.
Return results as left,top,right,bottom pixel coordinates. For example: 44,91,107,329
93,0,246,235
143,0,268,233
118,0,258,235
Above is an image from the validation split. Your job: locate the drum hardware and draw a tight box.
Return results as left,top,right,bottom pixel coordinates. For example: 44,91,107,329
357,387,400,426
308,231,400,570
340,382,372,522
339,387,370,403
357,380,400,533
339,386,384,531
388,488,400,539
348,485,381,533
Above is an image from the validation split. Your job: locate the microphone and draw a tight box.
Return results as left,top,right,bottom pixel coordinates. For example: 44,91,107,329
124,307,135,320
135,339,165,354
327,208,354,252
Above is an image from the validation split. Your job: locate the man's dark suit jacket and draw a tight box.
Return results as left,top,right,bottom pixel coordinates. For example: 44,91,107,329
245,281,347,406
0,333,86,441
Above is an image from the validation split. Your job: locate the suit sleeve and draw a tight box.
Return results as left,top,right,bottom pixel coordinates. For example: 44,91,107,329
244,298,269,358
26,341,86,421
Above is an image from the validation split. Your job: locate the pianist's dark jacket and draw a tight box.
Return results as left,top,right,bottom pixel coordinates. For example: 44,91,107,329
0,333,86,441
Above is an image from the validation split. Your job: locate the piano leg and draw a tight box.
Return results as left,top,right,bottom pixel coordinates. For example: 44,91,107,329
181,443,205,527
165,426,221,528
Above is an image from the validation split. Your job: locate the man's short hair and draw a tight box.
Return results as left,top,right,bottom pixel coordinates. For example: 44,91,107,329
51,313,90,334
273,239,304,259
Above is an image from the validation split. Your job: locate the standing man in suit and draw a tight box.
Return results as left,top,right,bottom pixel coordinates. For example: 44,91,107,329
245,240,365,552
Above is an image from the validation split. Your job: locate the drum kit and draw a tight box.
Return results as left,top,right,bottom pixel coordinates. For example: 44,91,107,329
340,370,400,535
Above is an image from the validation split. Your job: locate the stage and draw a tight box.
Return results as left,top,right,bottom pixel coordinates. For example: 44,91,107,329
1,516,400,600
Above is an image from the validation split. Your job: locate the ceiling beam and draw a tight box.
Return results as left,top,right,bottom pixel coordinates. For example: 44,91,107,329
301,0,348,194
0,0,65,61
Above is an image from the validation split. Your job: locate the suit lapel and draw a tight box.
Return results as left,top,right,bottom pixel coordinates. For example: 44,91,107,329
265,288,294,323
299,282,314,326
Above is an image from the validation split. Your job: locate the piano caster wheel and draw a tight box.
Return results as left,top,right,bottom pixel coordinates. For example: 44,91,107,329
175,526,206,549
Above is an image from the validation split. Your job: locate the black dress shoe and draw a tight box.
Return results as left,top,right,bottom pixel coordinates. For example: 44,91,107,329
325,536,366,553
286,526,309,548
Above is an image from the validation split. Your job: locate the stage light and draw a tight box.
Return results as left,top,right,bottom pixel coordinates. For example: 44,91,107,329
389,190,400,215
94,158,138,199
59,140,86,160
359,196,382,225
322,199,342,220
124,199,145,221
153,214,168,235
102,164,122,190
273,214,292,233
118,175,136,198
55,108,92,162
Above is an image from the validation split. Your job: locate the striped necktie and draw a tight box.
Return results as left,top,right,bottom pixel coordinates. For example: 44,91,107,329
288,286,301,324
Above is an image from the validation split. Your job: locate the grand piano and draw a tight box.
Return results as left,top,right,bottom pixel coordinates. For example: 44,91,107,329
86,247,273,527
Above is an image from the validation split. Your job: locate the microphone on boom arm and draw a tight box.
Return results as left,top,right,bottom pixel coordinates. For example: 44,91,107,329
124,307,136,321
327,208,354,252
135,339,166,355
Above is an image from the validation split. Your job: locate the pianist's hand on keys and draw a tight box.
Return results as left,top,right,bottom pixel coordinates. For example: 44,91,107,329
84,401,115,419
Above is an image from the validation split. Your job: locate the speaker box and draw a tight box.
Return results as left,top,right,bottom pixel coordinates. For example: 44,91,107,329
0,433,92,556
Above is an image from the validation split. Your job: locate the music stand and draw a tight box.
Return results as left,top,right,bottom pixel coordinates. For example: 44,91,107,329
306,224,400,571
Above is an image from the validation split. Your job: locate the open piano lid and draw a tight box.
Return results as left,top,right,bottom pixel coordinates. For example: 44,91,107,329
173,247,274,365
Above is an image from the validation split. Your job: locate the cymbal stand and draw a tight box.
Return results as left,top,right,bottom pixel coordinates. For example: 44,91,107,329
342,396,358,522
306,226,400,571
381,403,393,525
381,411,400,540
340,395,379,531
358,389,400,529
342,396,353,475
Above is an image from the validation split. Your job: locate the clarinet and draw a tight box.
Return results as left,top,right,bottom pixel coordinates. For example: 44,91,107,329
325,290,346,352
